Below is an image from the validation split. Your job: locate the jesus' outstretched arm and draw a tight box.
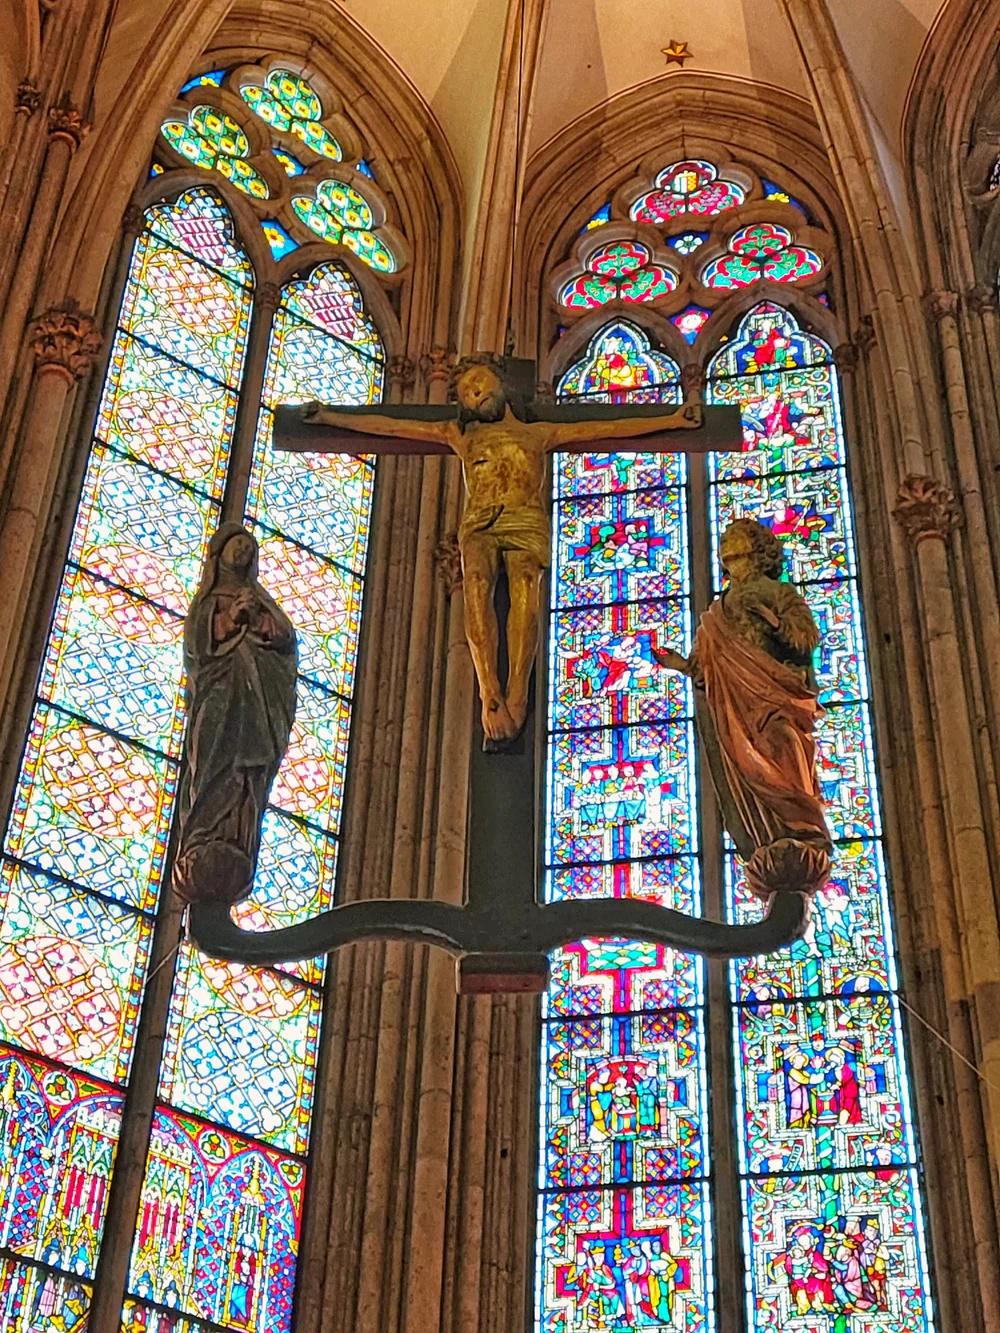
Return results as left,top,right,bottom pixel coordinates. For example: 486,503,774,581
541,402,704,451
300,401,456,447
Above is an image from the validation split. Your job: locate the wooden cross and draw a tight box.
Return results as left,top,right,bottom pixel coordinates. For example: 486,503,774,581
188,358,811,989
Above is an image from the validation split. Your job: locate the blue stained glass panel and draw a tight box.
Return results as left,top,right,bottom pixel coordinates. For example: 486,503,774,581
708,303,933,1333
5,705,176,912
158,944,322,1154
69,446,221,614
40,568,185,756
128,1110,302,1333
539,323,715,1332
537,1183,714,1333
132,255,383,1327
0,190,250,1303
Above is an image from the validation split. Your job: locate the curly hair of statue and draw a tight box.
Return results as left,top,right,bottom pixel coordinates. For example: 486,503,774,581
723,516,785,579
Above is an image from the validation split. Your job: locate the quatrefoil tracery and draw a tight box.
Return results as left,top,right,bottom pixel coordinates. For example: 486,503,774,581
156,62,408,277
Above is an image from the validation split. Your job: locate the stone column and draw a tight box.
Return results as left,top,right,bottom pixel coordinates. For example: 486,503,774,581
0,301,102,707
459,0,551,354
0,95,89,408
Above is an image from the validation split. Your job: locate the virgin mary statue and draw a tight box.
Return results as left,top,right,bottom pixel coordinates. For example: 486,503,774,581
173,523,297,906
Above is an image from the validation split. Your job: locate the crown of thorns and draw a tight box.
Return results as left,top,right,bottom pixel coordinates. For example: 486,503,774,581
448,353,508,400
722,517,785,578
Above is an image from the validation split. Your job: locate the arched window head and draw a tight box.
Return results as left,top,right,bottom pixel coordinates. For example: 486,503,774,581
538,280,935,1330
631,158,746,223
552,158,830,335
157,65,407,276
557,321,681,403
0,163,391,1329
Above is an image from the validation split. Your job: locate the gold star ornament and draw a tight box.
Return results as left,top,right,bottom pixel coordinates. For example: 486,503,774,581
662,39,692,67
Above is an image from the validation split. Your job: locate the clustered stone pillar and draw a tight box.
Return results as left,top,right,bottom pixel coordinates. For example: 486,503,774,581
0,301,103,706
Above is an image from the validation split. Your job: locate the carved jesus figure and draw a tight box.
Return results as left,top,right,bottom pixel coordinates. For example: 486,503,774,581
304,354,701,742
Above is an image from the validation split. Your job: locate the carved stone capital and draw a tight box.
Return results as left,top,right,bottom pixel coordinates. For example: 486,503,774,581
534,380,556,404
29,301,103,382
968,284,998,315
680,363,706,396
121,203,145,237
892,474,960,547
420,346,453,385
833,343,857,375
388,354,416,390
47,93,88,149
434,533,463,596
852,315,876,357
255,281,281,315
923,289,959,322
15,80,41,117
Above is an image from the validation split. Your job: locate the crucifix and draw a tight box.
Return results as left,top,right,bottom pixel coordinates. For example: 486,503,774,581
187,353,825,989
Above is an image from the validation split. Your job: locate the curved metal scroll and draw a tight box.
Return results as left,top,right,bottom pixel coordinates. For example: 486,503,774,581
188,891,808,991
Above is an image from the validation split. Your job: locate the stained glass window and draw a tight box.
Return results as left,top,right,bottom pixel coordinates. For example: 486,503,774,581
0,187,252,1320
560,241,677,309
241,69,343,161
541,325,716,1333
631,160,745,224
707,303,934,1333
702,224,822,290
291,179,397,272
538,284,934,1330
0,154,387,1323
123,262,380,1333
161,106,270,199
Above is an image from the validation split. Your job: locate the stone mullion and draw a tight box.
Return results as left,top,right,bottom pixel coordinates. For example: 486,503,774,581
220,282,281,524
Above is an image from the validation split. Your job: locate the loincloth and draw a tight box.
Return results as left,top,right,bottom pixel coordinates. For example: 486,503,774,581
458,503,551,568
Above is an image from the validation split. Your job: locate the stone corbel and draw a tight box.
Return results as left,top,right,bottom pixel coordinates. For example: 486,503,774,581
29,300,103,384
15,80,41,117
833,343,857,376
388,354,417,393
967,285,998,315
892,474,960,548
923,289,959,322
852,315,876,358
681,363,706,402
420,345,454,388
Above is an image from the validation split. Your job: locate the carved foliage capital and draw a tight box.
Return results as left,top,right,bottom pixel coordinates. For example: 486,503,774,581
892,474,960,547
15,80,41,117
388,354,416,389
420,346,454,385
434,533,463,596
852,315,876,357
833,343,857,375
255,281,281,315
29,301,103,381
968,285,998,315
923,289,959,322
680,363,706,396
47,93,88,149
